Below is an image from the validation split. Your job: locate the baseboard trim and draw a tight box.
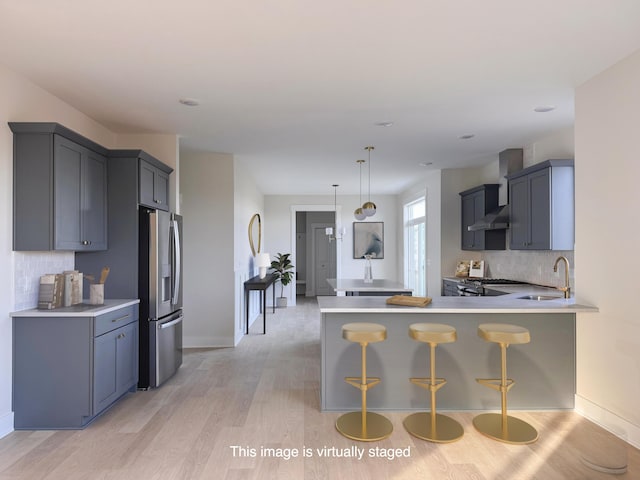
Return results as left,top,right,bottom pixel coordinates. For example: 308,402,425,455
575,394,640,449
0,411,14,439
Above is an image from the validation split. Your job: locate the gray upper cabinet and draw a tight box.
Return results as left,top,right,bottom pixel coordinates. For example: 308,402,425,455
507,159,574,250
139,157,171,211
459,184,506,250
10,123,108,251
76,150,173,300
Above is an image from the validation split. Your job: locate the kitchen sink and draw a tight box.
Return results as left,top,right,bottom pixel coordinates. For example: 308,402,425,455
517,294,562,301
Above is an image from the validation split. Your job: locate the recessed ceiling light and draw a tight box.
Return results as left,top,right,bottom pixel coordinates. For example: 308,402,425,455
419,162,433,167
179,97,200,106
534,105,555,113
458,134,475,140
374,121,394,127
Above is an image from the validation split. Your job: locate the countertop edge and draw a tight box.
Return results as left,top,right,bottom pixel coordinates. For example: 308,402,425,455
11,299,140,317
317,295,598,314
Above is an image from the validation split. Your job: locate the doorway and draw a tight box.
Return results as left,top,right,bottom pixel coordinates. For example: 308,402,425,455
291,206,342,305
311,223,336,296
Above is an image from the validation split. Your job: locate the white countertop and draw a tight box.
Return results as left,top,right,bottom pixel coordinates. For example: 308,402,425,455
11,299,140,317
327,278,412,293
317,291,598,314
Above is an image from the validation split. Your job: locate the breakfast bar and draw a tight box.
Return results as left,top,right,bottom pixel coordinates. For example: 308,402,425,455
318,293,597,412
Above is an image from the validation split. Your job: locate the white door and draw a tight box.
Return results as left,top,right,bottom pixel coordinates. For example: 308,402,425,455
313,225,336,296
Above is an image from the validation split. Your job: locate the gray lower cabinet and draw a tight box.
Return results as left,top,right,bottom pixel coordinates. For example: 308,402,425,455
507,159,574,250
12,303,139,429
442,279,460,296
10,122,108,251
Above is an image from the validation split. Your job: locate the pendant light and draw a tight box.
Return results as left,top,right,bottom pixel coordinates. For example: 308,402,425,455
362,146,377,217
354,160,367,221
326,184,344,242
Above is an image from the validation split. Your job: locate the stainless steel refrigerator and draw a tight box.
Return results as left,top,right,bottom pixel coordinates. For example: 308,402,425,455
138,208,183,388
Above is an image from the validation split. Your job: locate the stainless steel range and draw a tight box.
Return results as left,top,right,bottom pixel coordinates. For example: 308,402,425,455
456,278,526,296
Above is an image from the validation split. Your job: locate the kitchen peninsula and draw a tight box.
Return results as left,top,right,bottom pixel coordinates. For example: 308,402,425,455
318,293,597,412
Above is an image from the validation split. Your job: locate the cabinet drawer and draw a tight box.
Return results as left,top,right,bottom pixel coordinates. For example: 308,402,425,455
94,304,139,337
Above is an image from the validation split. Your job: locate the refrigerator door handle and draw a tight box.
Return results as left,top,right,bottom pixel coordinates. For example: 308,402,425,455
171,218,181,306
159,315,183,330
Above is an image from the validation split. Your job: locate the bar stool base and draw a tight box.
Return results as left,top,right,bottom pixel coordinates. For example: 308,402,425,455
403,412,463,443
336,412,393,442
473,413,538,445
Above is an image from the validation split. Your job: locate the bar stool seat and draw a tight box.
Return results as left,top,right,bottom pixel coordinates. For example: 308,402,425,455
403,323,463,443
473,323,538,445
335,322,393,442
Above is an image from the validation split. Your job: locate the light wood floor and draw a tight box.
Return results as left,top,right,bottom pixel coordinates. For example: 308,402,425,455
1,297,638,479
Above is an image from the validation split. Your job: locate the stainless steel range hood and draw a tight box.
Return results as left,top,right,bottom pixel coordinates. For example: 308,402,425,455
468,204,510,231
467,148,523,232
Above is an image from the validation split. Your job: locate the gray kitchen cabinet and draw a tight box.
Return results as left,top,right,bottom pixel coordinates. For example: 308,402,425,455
459,184,505,250
139,157,171,211
10,122,108,251
12,302,139,429
76,150,173,299
442,278,460,296
507,159,574,250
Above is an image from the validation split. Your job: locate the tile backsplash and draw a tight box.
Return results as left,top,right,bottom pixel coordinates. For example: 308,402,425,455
14,251,75,310
482,249,574,291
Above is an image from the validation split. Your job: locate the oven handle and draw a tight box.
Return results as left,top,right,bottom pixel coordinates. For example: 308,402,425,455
159,316,183,330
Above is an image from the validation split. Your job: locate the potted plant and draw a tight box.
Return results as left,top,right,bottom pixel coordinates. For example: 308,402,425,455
270,252,294,308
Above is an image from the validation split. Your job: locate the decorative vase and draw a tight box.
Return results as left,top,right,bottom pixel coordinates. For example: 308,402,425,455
364,254,373,283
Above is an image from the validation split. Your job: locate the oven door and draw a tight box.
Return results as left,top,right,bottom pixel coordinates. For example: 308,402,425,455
457,284,481,296
149,310,183,388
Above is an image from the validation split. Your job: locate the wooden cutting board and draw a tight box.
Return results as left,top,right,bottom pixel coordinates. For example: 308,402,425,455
385,295,432,307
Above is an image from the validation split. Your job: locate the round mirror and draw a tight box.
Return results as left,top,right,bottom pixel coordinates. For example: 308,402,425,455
248,213,261,256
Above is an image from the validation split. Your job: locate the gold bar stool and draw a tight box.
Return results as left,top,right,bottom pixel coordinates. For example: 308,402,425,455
473,323,538,445
335,322,393,442
403,323,464,443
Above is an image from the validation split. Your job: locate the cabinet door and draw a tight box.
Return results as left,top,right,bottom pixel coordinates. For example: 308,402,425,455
527,169,551,249
154,168,170,211
94,328,118,414
139,160,170,210
54,136,84,250
94,321,138,415
471,192,485,250
82,150,108,250
116,322,138,394
139,160,156,208
54,136,107,251
509,175,530,249
461,194,476,250
461,191,485,250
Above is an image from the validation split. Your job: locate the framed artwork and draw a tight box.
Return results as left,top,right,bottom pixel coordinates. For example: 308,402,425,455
353,222,384,259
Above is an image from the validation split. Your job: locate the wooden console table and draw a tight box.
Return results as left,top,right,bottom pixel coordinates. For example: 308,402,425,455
244,273,276,334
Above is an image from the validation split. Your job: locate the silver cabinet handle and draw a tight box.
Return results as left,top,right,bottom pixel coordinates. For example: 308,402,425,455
117,333,126,339
111,314,130,323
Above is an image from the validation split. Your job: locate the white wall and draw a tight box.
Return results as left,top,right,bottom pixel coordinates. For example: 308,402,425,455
180,150,236,347
234,158,264,343
574,48,640,447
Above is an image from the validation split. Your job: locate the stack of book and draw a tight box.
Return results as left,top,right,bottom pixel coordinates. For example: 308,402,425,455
38,271,83,309
38,274,64,310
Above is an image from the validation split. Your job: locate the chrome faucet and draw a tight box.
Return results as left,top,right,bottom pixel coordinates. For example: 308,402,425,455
553,256,571,299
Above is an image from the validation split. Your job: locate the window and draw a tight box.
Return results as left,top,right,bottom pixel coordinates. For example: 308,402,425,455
404,196,426,296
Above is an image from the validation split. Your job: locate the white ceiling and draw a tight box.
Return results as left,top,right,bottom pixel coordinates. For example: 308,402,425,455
2,1,640,195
